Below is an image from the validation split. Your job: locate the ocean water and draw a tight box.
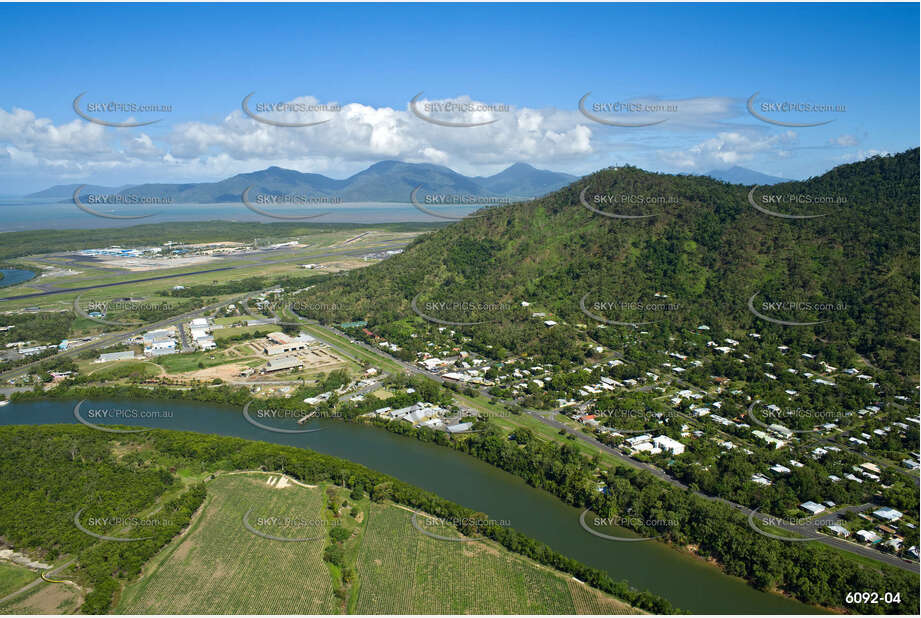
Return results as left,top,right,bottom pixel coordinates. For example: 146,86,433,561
0,198,477,232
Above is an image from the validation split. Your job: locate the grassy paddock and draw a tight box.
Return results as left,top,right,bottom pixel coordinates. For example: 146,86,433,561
117,473,338,614
354,503,640,615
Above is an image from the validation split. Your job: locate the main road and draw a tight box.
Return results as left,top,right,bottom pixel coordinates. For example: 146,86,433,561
4,288,917,574
0,290,265,381
290,318,920,574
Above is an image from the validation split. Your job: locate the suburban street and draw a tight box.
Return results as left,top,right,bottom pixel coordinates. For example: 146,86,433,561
299,320,920,574
2,285,917,574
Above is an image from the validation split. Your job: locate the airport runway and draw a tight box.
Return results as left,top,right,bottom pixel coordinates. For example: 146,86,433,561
0,242,407,302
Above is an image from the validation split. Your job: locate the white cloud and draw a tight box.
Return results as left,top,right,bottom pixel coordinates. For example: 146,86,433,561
0,95,742,184
0,106,111,160
656,130,798,170
124,133,162,159
829,134,858,147
165,96,596,174
834,148,889,164
0,94,880,191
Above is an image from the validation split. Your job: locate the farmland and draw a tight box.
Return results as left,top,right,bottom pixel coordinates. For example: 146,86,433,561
353,503,640,614
117,473,338,614
0,563,36,598
116,471,640,615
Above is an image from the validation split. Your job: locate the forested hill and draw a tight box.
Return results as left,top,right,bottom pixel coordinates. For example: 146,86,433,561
297,149,919,376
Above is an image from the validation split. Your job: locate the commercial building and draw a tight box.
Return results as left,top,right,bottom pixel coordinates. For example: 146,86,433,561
262,332,316,355
190,327,210,340
98,351,136,363
263,356,304,373
145,339,177,356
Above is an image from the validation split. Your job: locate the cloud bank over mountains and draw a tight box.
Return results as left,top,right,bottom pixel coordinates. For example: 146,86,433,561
0,93,881,192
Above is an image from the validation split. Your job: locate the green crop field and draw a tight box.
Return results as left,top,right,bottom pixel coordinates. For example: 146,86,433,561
86,361,163,381
152,350,246,374
212,325,271,341
114,471,639,615
354,503,639,615
0,563,36,599
117,473,338,615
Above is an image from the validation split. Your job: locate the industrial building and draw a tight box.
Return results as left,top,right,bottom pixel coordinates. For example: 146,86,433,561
261,332,316,355
262,356,304,373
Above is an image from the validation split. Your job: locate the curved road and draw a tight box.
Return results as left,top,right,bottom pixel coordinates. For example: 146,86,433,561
0,558,76,606
4,293,917,574
302,321,919,574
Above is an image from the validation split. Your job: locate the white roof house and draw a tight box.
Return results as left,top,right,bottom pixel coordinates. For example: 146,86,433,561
769,424,793,438
419,418,446,430
403,409,432,424
633,441,662,455
882,538,903,551
873,507,903,522
652,435,685,455
625,434,653,446
826,524,850,537
856,530,881,544
752,430,785,449
800,501,826,515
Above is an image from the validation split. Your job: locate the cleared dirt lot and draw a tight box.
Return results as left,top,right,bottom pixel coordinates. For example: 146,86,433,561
178,344,347,383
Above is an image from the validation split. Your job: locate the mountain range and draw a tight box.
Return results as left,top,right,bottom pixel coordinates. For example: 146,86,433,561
27,162,579,203
27,163,799,203
26,184,132,199
294,149,919,377
705,166,791,185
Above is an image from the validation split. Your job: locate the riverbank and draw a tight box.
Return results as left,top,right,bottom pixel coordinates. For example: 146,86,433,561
1,393,838,614
0,423,673,614
10,387,915,613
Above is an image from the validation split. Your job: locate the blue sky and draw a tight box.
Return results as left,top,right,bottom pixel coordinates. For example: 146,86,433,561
0,2,917,192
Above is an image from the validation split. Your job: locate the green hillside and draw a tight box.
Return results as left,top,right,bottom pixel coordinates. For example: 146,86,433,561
294,149,919,377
